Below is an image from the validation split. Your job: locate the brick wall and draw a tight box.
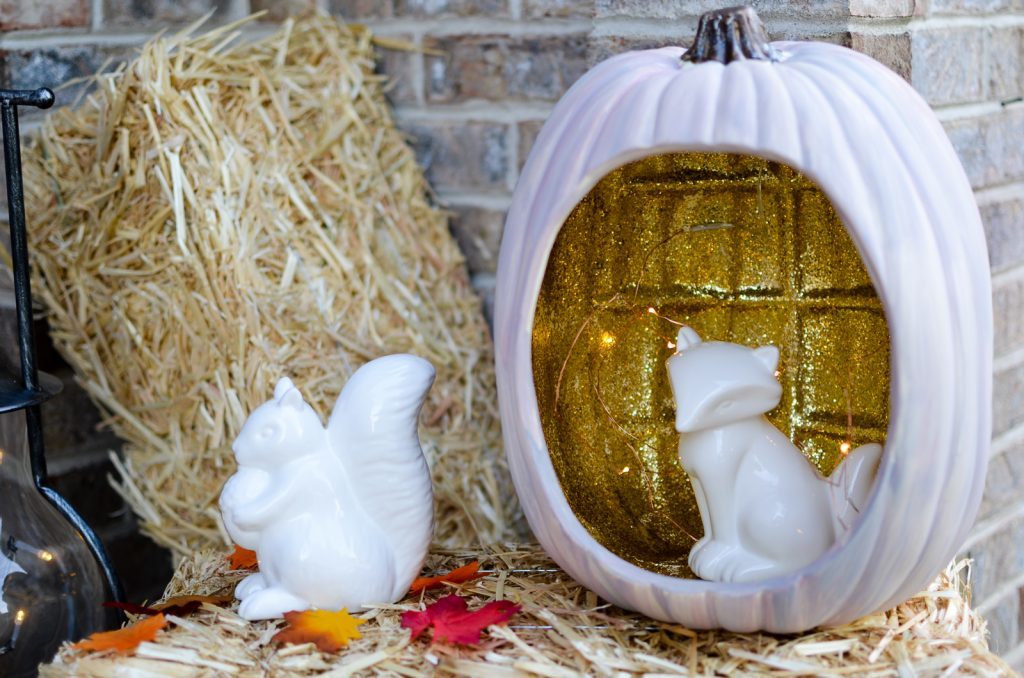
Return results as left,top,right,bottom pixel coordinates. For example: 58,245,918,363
2,0,1023,660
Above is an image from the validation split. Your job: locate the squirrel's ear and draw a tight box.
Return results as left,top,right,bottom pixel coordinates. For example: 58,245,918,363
274,377,295,400
279,386,304,410
753,345,780,373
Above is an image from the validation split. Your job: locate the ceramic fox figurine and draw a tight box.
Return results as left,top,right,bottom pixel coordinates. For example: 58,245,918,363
666,327,882,583
219,354,436,620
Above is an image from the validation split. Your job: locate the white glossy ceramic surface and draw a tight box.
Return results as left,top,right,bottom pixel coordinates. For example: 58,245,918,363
494,40,992,632
668,327,882,584
219,355,436,621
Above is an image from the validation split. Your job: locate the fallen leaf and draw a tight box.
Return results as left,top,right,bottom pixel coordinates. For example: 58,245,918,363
153,594,235,616
71,613,167,653
272,609,366,653
410,561,486,593
228,545,258,570
401,594,520,645
103,601,159,616
103,594,234,618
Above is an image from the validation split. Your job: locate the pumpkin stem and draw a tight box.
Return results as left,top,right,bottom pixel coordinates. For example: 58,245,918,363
682,6,778,64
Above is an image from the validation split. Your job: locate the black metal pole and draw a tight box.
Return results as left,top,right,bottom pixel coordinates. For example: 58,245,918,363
0,88,125,606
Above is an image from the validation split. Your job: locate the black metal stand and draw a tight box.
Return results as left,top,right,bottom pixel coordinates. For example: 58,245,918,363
0,87,124,607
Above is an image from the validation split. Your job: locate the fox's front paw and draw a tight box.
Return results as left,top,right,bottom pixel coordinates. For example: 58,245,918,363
689,541,780,583
688,540,735,581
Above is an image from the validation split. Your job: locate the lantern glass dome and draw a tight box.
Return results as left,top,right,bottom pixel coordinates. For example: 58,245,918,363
532,151,890,577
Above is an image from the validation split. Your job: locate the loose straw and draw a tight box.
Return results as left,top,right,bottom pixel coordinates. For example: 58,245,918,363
43,547,1010,676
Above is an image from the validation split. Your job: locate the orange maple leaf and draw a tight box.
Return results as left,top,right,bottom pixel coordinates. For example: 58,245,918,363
272,609,366,653
410,561,486,594
227,545,258,570
71,613,168,653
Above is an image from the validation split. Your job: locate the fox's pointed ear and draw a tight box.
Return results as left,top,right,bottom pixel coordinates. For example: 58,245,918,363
274,377,295,400
754,345,780,373
279,386,304,410
676,326,702,351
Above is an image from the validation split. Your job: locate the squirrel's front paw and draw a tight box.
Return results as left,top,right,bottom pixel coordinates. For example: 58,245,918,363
238,586,311,621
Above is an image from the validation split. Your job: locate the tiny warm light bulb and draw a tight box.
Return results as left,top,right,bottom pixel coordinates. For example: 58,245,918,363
667,341,676,349
840,441,852,455
38,550,54,562
647,307,657,314
599,331,616,348
618,466,630,475
774,370,781,378
14,609,26,624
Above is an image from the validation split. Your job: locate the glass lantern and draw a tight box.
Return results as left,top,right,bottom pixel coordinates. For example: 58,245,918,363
0,88,123,675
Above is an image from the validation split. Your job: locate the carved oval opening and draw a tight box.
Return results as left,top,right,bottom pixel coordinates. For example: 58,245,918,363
531,152,891,577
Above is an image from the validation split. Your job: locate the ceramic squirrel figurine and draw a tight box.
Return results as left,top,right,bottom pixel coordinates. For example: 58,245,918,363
666,327,882,583
219,354,436,621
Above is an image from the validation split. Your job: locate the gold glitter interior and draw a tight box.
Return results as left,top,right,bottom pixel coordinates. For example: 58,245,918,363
532,152,890,578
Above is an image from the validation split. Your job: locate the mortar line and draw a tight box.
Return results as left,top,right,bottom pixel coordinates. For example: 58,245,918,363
410,33,426,108
0,30,154,49
974,568,1024,615
395,102,554,123
933,100,1009,121
471,272,496,289
992,262,1024,288
591,15,848,39
434,191,513,210
960,501,1024,552
975,181,1024,205
506,121,520,193
849,13,1024,34
994,345,1024,373
353,17,591,37
90,0,104,32
508,0,523,22
991,423,1024,458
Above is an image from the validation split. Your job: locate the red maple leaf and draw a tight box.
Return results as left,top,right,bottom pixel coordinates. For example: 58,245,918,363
409,561,486,594
401,594,520,645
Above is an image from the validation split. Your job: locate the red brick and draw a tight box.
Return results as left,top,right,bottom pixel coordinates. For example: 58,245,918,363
450,205,506,274
982,196,1024,273
994,363,1024,436
524,0,593,18
377,37,420,106
425,34,588,103
0,0,88,31
850,0,916,15
945,107,1024,190
395,0,507,16
329,0,394,18
400,120,509,190
251,0,317,20
851,32,911,82
994,277,1024,357
102,0,230,26
517,119,545,170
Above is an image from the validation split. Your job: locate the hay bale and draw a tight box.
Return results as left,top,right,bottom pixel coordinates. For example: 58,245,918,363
41,546,1010,676
23,13,519,555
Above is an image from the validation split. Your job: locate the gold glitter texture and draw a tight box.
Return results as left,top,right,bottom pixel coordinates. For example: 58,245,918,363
532,153,890,578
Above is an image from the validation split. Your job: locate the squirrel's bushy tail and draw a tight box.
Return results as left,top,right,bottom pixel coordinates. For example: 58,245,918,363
327,354,436,601
828,443,883,539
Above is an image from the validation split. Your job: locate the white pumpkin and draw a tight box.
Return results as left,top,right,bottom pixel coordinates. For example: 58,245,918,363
494,7,991,632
